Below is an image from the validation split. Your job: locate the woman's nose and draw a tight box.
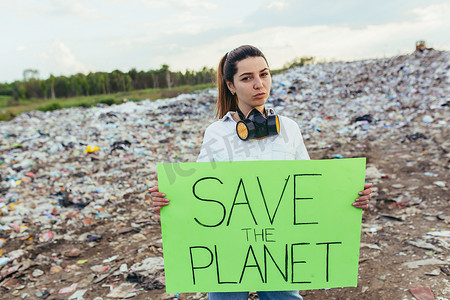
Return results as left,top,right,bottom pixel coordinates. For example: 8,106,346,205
254,76,263,89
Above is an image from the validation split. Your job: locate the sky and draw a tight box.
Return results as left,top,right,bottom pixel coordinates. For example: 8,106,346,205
1,0,449,83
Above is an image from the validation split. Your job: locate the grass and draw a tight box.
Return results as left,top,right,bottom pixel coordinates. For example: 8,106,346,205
0,83,215,121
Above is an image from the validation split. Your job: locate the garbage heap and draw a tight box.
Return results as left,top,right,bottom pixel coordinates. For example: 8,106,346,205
0,49,448,299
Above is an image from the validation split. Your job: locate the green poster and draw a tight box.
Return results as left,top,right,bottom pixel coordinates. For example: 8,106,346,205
157,158,366,293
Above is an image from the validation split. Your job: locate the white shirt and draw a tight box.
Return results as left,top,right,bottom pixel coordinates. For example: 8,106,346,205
197,111,310,162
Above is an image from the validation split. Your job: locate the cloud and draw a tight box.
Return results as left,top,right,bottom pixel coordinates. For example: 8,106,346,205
241,0,450,30
408,2,450,22
168,0,217,10
2,0,449,83
108,32,160,48
267,1,289,10
39,41,90,76
139,0,217,11
138,11,211,35
157,2,450,71
45,1,99,20
109,11,211,49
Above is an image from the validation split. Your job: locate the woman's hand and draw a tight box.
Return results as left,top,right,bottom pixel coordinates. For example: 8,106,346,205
352,183,373,209
149,186,169,213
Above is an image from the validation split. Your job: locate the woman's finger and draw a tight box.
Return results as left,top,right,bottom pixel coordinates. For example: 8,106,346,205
353,203,369,209
153,200,169,206
364,183,373,189
151,192,166,198
356,194,372,201
148,186,159,192
358,188,373,196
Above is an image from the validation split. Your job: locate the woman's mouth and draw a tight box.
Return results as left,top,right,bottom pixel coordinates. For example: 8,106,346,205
254,92,266,98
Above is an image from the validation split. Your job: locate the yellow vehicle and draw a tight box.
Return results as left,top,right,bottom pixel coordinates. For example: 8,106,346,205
415,40,430,51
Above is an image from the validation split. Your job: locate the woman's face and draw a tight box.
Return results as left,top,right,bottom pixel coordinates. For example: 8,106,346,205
226,56,271,116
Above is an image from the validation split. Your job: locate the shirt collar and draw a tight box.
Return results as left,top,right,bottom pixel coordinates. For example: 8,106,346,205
221,108,276,122
220,111,236,122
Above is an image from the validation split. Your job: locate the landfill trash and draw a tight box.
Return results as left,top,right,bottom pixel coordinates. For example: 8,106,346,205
64,248,82,257
426,230,450,238
39,231,54,243
439,266,450,276
50,265,63,274
131,233,147,242
424,172,437,177
126,271,165,290
379,214,404,222
354,114,373,123
68,289,88,300
433,181,446,188
130,257,164,274
365,166,383,179
84,145,100,153
0,49,448,299
436,214,449,223
424,269,441,276
392,184,405,189
32,269,44,277
0,257,10,265
59,283,78,294
360,243,381,250
106,282,137,298
91,265,109,273
110,140,131,154
402,258,446,269
102,255,118,263
407,240,442,252
120,263,129,273
409,285,435,300
422,115,434,123
361,223,384,234
406,133,428,141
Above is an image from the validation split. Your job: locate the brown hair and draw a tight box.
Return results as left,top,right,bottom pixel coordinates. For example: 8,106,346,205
216,45,268,118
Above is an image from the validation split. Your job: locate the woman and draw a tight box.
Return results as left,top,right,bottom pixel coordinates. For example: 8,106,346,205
150,45,372,300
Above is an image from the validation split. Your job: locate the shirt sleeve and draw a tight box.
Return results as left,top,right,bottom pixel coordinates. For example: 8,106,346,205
196,126,217,163
294,126,310,160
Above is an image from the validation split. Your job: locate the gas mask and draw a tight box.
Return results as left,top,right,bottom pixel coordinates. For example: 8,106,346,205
236,108,280,141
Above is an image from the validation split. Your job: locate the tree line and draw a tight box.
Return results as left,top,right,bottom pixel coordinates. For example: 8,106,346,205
0,65,216,100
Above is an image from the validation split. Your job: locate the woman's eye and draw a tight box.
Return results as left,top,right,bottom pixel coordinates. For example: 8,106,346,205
242,77,251,81
261,72,269,77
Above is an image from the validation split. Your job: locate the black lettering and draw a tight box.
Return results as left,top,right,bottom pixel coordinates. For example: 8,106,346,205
227,178,257,226
193,177,226,227
241,228,251,241
257,175,290,225
291,243,311,284
316,242,342,282
189,246,213,285
264,244,288,282
215,245,237,284
265,228,275,242
293,174,321,225
239,245,264,283
253,228,264,242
